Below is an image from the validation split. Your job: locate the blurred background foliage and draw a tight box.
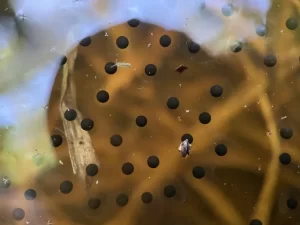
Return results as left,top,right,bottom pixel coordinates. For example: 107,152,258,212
2,0,300,225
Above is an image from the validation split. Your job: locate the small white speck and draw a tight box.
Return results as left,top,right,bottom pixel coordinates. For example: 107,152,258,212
257,165,262,171
281,116,287,120
59,160,64,165
105,32,109,37
137,86,144,91
50,46,56,52
185,109,190,113
18,13,27,21
96,180,98,184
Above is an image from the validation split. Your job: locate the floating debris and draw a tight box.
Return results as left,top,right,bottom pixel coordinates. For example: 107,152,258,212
230,41,243,53
178,139,192,157
175,64,188,73
111,62,132,68
116,62,132,68
0,176,11,188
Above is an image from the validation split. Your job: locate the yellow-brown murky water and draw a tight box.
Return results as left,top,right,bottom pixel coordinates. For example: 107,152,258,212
2,1,300,225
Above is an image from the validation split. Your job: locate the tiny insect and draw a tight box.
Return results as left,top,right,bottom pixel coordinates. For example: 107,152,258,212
178,139,192,157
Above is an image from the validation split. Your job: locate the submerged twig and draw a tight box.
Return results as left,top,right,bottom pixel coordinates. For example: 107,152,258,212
103,76,266,225
252,95,281,225
183,175,245,225
59,48,99,184
237,53,281,225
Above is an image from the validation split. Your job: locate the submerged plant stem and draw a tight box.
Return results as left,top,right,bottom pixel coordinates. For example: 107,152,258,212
60,48,99,184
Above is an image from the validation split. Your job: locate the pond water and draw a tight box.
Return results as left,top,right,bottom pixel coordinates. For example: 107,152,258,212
1,1,300,225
